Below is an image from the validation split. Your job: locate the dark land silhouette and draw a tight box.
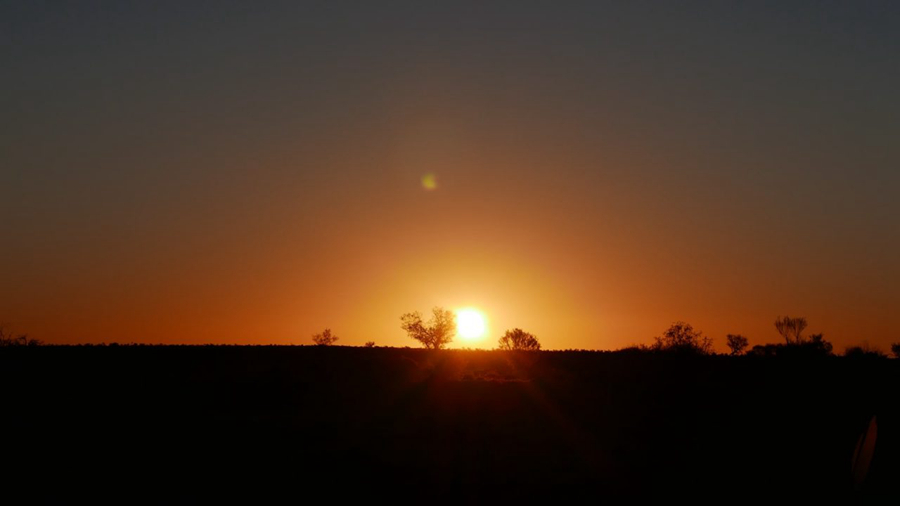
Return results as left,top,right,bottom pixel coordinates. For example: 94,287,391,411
1,346,898,500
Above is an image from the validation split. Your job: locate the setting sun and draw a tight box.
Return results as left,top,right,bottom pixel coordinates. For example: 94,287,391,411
456,308,487,341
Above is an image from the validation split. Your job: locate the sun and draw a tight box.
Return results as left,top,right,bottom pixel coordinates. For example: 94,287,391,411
456,308,487,341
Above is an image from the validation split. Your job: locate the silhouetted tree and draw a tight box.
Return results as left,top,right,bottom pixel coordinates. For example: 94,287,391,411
312,328,339,346
400,307,456,349
652,322,713,355
726,334,749,355
892,343,900,359
774,316,808,345
0,326,42,347
498,328,541,351
364,341,376,348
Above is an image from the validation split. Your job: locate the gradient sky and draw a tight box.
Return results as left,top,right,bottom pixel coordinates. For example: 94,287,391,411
2,1,898,351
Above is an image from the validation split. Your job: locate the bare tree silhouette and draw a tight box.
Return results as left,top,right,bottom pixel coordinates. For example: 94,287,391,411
498,328,541,351
726,334,749,355
400,307,456,349
652,322,713,355
312,328,339,346
0,325,42,346
774,316,808,345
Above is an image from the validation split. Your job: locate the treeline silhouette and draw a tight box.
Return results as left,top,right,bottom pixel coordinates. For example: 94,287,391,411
307,310,900,359
7,313,899,358
629,316,896,358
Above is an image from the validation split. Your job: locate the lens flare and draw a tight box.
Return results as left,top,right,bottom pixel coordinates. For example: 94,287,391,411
421,173,437,190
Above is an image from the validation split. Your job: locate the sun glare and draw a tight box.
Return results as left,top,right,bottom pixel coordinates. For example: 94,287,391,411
456,308,487,341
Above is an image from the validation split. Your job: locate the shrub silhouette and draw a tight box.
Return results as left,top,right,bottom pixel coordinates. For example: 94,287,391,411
616,344,652,354
806,333,833,355
652,322,713,355
0,326,42,347
844,343,887,358
892,343,900,359
748,344,777,357
747,333,833,358
312,328,339,346
400,307,456,349
726,334,749,355
364,341,376,348
498,328,541,351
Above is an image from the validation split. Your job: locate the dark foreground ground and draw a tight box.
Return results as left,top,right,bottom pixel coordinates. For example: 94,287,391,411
1,346,898,501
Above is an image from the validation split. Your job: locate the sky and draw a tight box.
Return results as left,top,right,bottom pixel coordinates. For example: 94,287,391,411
2,1,898,351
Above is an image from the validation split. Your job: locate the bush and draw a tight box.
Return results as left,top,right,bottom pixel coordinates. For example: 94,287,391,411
312,328,339,346
498,328,541,351
747,334,833,358
844,343,887,358
652,322,713,355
